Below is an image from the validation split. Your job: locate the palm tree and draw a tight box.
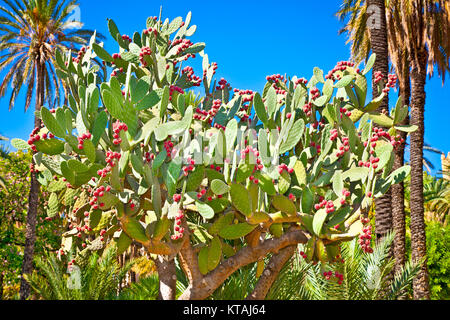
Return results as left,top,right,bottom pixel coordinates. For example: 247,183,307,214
395,0,450,299
336,0,393,243
337,2,414,278
367,0,394,244
337,0,450,299
385,9,411,275
442,152,450,181
0,0,100,299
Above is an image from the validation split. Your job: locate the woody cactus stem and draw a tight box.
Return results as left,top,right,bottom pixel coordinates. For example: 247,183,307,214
178,228,307,300
246,245,297,300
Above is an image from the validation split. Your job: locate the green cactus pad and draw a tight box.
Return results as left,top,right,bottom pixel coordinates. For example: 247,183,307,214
122,217,148,243
195,201,215,220
208,198,230,213
117,231,132,255
198,246,209,275
89,209,103,229
208,212,234,235
152,217,171,241
47,193,59,218
10,138,30,150
40,107,66,138
247,211,271,225
230,183,252,217
34,139,65,155
272,195,297,216
218,222,256,240
253,172,276,196
278,170,291,194
207,237,222,271
312,209,327,236
67,159,89,173
269,223,283,238
211,179,230,195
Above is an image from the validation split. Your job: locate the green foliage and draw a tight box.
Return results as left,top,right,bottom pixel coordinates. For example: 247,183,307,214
24,244,134,300
11,11,414,298
267,232,421,300
0,151,61,296
403,171,450,300
423,172,450,226
425,221,450,299
116,274,160,300
200,232,420,300
208,264,258,300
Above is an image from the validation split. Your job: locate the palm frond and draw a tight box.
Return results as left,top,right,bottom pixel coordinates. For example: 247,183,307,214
117,274,160,300
26,244,135,300
266,252,312,300
387,258,422,299
0,0,100,111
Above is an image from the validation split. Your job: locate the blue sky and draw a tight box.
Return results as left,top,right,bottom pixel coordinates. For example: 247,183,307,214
0,0,449,175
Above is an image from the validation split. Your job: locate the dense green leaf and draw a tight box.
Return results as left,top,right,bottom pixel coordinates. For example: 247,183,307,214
312,209,327,236
230,183,252,216
10,138,30,150
254,93,268,125
195,201,215,220
218,223,257,240
211,179,230,195
41,108,66,138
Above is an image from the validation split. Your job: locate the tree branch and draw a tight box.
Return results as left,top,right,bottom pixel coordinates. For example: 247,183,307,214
177,221,203,284
246,245,296,300
178,226,307,300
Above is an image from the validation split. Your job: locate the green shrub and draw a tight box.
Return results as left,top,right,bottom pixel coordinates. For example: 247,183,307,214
426,221,450,299
0,151,61,298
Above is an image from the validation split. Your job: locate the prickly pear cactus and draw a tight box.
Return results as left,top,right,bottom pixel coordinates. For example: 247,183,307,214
13,12,415,281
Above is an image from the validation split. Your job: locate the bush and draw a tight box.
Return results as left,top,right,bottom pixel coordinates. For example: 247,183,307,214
24,244,133,300
426,221,450,299
0,151,61,298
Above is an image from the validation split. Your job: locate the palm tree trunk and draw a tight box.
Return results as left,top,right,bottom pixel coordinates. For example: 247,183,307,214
391,66,410,277
409,50,430,300
367,0,392,240
19,60,44,300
